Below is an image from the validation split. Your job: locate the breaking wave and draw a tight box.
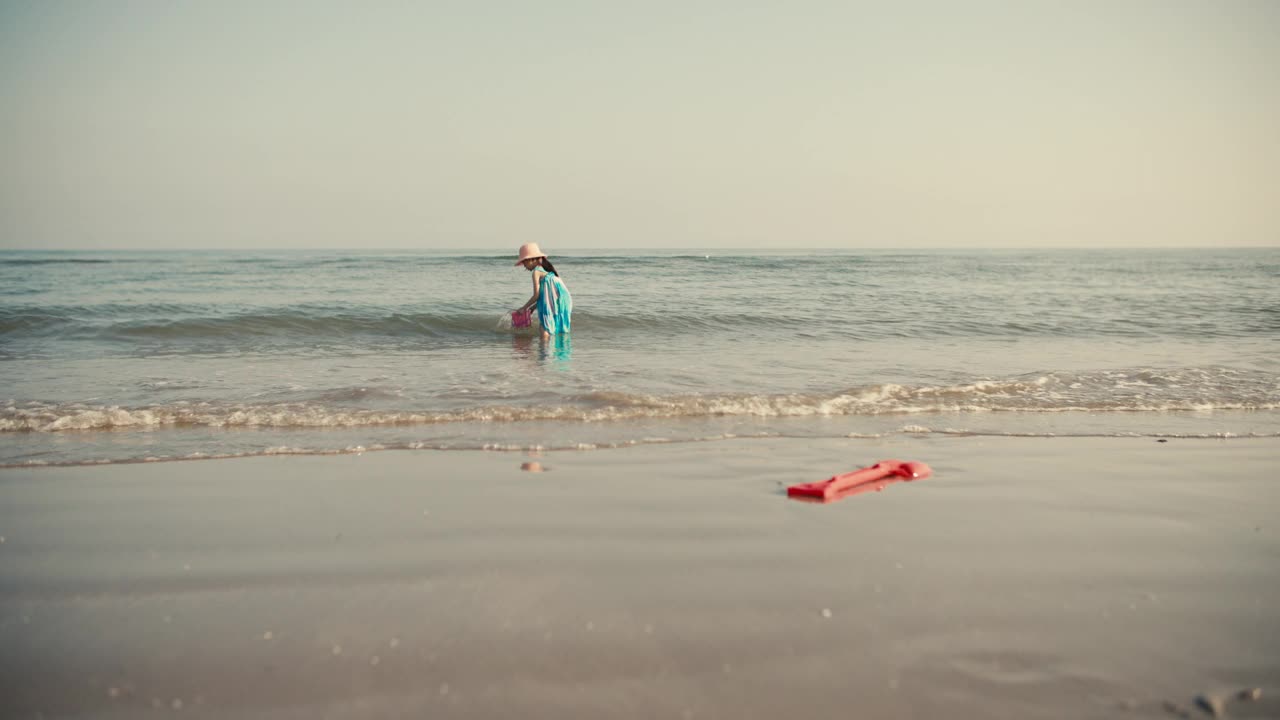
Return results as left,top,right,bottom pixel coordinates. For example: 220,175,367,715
5,371,1277,433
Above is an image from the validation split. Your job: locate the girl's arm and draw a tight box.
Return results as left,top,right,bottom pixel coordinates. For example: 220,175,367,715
518,270,544,312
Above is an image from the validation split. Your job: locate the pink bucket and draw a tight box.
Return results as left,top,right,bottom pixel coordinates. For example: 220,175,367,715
511,309,532,328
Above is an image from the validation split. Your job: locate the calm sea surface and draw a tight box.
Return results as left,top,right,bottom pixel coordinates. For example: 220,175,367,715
2,249,1277,466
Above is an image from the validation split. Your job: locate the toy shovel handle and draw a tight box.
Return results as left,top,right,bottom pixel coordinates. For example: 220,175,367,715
824,460,905,495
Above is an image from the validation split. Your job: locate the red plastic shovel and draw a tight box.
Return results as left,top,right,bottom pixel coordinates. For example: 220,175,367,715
787,459,933,503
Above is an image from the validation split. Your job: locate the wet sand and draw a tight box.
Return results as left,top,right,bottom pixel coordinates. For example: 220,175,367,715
0,436,1276,719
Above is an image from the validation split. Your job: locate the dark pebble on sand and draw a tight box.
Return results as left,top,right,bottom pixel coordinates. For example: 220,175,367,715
1194,694,1224,717
1157,438,1168,443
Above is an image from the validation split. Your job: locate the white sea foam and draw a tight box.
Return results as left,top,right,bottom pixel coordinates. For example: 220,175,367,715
3,377,1279,435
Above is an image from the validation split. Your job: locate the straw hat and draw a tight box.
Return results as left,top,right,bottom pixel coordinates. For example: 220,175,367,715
514,242,546,266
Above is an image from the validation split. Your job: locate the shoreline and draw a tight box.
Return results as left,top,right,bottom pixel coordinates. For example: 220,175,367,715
1,436,1277,718
3,424,1279,470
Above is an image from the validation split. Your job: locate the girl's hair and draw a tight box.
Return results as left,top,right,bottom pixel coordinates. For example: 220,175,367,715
539,257,559,276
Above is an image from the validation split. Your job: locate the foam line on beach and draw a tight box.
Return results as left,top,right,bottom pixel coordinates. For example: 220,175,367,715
5,371,1277,433
4,428,1276,468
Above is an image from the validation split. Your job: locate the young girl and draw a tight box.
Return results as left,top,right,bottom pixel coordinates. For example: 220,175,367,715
514,243,572,339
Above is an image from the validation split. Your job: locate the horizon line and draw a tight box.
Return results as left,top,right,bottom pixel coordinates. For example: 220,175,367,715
1,245,1277,253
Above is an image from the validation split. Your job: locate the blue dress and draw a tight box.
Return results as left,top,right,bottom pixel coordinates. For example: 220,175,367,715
536,271,572,334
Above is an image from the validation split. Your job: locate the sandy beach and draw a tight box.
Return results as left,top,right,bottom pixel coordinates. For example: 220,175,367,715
1,436,1276,719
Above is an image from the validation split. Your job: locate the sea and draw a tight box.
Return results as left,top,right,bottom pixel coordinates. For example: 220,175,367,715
2,248,1277,467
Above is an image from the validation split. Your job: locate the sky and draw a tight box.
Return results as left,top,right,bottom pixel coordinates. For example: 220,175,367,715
1,1,1277,250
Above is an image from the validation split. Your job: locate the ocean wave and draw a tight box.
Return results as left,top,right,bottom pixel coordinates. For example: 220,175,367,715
4,373,1277,432
3,303,1271,343
0,258,119,266
0,305,810,341
0,306,504,340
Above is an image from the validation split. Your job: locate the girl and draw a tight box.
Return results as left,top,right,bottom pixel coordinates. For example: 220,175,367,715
514,243,572,340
